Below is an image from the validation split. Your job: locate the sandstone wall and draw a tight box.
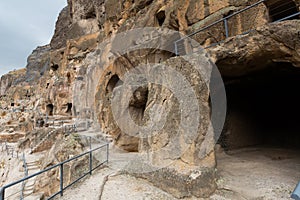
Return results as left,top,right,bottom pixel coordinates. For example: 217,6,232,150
1,0,300,198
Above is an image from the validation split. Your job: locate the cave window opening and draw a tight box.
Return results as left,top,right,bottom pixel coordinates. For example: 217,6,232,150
51,64,59,71
106,74,121,94
129,86,149,123
66,103,72,115
218,63,300,151
156,10,166,26
266,0,299,22
11,103,14,107
46,104,54,116
83,8,96,19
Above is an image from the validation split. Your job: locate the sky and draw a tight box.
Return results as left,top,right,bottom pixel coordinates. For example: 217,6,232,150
0,0,67,76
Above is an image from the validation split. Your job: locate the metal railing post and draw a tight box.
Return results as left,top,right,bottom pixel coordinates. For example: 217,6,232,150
106,143,109,163
292,181,300,200
89,151,93,175
174,41,178,56
60,164,64,197
89,137,92,150
0,187,5,200
223,18,229,38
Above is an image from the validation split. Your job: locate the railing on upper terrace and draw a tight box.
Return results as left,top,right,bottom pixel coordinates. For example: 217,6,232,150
174,0,300,55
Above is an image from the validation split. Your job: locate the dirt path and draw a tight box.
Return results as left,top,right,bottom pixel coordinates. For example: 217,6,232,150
59,167,178,200
213,147,300,200
54,147,300,200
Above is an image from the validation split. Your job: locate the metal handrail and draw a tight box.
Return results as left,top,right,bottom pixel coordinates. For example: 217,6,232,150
274,11,300,22
0,143,109,200
174,0,300,55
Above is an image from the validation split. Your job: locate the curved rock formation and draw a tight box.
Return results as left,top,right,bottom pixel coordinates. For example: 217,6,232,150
1,0,300,198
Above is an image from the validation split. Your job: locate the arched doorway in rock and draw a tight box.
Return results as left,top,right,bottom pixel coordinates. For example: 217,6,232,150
46,104,54,116
265,0,299,22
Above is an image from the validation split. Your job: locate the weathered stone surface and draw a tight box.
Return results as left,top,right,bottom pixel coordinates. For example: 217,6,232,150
51,0,104,50
130,165,216,198
25,45,51,82
208,21,300,77
0,132,25,143
0,68,26,96
1,0,300,198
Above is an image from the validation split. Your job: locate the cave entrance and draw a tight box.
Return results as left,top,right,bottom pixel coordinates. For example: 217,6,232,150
46,104,54,116
106,74,122,94
82,7,96,19
156,10,166,26
66,103,72,115
220,63,300,150
266,0,299,22
216,63,300,198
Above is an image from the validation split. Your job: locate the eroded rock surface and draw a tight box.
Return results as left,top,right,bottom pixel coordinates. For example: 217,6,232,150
1,0,300,198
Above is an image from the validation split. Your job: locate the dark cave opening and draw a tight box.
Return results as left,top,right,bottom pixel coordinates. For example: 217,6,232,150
51,64,59,71
46,104,54,116
66,103,72,115
156,10,166,26
83,7,96,19
219,63,300,150
106,74,121,94
266,0,299,22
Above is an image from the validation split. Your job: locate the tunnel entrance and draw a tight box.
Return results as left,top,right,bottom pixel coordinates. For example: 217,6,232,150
219,62,300,150
46,104,54,116
266,0,299,22
215,63,300,198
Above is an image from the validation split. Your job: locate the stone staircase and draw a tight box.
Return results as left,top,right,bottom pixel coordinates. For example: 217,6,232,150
22,156,44,200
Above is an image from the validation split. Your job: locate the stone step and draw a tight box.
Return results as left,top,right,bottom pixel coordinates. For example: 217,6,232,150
23,191,34,196
27,161,39,165
24,185,35,191
27,166,40,171
23,193,44,200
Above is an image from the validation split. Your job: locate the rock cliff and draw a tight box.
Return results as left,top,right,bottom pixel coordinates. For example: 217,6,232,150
1,0,300,198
